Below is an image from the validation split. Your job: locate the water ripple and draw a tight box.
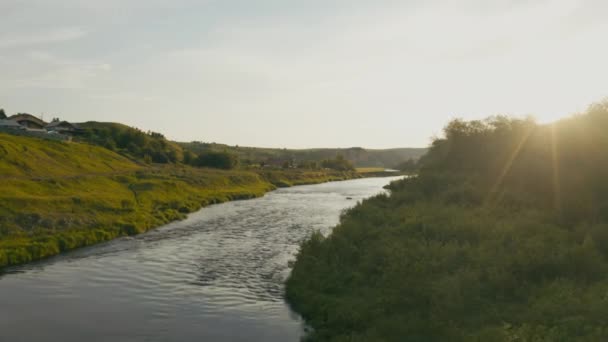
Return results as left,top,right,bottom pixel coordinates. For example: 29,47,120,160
0,177,400,342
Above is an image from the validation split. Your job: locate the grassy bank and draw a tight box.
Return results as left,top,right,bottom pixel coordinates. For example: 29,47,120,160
0,133,358,269
286,104,608,341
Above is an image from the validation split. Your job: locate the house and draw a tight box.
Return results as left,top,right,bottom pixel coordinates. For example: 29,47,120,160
45,120,81,135
8,113,47,129
0,119,25,130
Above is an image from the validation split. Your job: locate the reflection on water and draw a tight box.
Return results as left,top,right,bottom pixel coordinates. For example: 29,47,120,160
0,177,400,342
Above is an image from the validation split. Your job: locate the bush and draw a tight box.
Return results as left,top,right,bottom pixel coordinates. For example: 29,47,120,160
195,151,238,169
287,102,608,341
321,155,355,171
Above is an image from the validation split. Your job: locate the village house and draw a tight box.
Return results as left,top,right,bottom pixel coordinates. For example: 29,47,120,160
0,113,79,141
8,113,48,130
0,119,25,130
45,120,81,135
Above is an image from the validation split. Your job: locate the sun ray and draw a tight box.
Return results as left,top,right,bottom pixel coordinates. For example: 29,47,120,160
550,123,562,213
484,124,534,207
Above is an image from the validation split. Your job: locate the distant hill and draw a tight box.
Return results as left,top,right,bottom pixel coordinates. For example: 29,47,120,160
70,122,425,169
179,143,427,168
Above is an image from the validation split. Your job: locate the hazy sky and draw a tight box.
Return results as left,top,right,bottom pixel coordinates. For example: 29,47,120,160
1,0,607,148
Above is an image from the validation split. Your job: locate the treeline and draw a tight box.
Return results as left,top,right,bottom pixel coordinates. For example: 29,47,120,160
320,155,355,171
77,122,183,164
286,102,608,341
186,150,238,169
77,122,356,171
75,122,238,169
180,141,426,169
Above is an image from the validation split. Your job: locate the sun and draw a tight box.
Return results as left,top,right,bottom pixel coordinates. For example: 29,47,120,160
533,111,570,124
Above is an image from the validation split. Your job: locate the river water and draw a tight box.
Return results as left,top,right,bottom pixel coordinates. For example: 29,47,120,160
0,177,400,342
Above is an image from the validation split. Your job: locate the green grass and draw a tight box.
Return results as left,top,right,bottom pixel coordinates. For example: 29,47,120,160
0,133,140,178
355,167,385,173
0,133,359,269
256,169,360,188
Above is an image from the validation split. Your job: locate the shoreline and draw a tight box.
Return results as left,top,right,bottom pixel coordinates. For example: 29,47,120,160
0,169,395,271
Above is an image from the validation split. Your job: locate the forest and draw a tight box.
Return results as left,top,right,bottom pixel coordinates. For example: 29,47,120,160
286,102,608,341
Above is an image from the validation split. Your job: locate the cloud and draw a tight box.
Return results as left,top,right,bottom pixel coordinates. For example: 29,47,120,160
0,27,86,48
0,50,111,90
10,63,111,89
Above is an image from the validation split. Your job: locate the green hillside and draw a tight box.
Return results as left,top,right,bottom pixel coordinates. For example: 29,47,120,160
0,133,359,269
0,133,140,178
286,103,608,341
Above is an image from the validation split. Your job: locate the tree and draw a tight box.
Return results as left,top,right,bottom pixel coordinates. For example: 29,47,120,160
183,150,195,165
195,151,238,169
395,158,418,173
322,154,355,171
0,109,6,119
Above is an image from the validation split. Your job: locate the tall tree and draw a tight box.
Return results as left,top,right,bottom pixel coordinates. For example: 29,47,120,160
0,108,6,119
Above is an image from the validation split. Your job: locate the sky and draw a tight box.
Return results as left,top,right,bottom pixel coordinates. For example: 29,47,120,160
1,0,607,148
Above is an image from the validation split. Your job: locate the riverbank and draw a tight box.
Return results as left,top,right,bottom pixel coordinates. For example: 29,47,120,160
285,109,608,341
0,133,362,269
0,176,400,342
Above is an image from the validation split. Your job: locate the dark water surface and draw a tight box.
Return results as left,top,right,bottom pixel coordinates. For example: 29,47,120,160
0,177,401,342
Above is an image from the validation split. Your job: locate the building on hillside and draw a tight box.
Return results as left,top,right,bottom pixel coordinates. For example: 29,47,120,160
0,119,25,130
8,113,47,129
45,120,82,135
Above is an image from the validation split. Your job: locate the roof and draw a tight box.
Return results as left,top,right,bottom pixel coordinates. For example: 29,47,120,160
0,119,23,127
46,120,75,128
8,113,47,126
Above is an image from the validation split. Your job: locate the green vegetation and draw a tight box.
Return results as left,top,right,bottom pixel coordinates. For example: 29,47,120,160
0,108,6,119
180,142,426,169
0,133,359,269
193,150,239,169
321,155,355,171
75,122,397,172
286,102,608,341
355,167,385,173
76,122,183,164
259,169,359,188
0,133,139,178
393,158,418,173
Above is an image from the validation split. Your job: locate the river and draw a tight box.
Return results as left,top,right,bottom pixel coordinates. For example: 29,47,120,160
0,176,401,342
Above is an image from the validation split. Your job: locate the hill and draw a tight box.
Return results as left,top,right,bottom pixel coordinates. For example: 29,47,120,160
180,143,426,168
73,122,424,169
286,102,608,341
0,132,139,178
0,133,359,269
